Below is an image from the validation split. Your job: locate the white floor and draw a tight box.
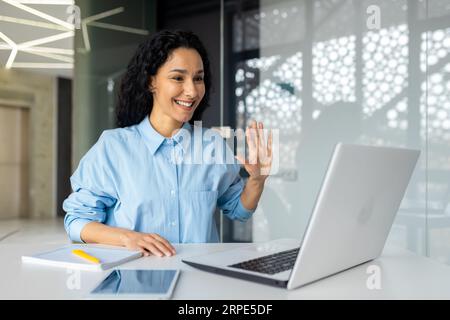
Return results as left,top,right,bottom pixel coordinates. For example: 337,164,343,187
0,218,69,244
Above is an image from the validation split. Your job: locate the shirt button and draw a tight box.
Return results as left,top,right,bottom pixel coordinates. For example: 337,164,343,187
171,221,177,227
171,190,176,196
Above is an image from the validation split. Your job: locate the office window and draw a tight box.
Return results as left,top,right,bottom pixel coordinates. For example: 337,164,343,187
222,0,450,264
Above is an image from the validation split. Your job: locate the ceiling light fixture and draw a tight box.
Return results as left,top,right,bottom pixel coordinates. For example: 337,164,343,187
0,15,68,31
19,46,73,55
0,2,148,70
81,7,124,52
11,62,73,68
20,49,74,63
13,0,73,4
83,7,124,24
0,43,73,55
0,31,17,68
88,22,149,35
6,47,18,68
18,31,74,49
2,0,74,30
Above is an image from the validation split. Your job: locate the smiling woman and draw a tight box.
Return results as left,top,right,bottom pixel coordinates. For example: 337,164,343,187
62,30,273,257
149,47,206,135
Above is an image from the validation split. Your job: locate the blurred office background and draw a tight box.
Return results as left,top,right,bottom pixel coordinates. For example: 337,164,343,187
0,0,449,266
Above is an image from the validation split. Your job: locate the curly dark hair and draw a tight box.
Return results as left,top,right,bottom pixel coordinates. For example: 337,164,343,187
116,30,212,128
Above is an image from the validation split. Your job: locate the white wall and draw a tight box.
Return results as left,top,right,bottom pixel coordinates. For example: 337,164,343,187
0,69,56,219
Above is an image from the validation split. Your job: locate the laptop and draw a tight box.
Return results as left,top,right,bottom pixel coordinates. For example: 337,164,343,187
182,143,420,290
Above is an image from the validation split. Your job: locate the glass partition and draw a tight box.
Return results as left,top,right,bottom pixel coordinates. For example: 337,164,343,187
73,0,155,166
222,0,450,264
427,0,450,264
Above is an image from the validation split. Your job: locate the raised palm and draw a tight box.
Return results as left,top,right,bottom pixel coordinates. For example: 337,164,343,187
235,121,273,179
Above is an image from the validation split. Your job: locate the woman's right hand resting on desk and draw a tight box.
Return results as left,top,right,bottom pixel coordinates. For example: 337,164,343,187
120,231,176,257
80,222,176,257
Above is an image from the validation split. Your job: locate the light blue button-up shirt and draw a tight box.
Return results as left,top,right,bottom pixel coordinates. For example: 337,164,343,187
63,117,254,243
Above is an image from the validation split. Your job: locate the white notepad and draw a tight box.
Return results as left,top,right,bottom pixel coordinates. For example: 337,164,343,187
22,244,143,271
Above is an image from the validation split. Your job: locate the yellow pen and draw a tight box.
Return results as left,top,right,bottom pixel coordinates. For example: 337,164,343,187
71,249,101,264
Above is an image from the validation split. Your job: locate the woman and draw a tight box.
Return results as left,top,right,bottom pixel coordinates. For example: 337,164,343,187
63,30,272,257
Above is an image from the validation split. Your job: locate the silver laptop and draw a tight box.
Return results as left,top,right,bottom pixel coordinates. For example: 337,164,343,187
182,143,420,290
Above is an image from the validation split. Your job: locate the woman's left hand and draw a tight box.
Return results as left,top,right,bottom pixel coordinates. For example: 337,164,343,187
236,120,273,182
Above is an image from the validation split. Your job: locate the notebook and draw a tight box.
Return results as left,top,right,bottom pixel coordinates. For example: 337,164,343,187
21,244,143,271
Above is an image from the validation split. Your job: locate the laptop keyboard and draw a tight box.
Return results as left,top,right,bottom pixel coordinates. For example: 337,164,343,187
228,247,300,275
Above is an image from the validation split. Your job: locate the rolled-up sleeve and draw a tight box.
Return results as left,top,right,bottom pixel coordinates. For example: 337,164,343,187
63,132,118,243
217,163,255,221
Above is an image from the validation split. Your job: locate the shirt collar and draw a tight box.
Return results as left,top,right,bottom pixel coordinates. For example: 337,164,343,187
138,116,192,155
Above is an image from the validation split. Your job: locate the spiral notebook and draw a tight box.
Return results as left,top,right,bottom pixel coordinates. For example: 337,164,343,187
22,244,143,271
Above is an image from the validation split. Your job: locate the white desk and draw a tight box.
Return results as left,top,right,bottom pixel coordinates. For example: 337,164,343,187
2,242,450,299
